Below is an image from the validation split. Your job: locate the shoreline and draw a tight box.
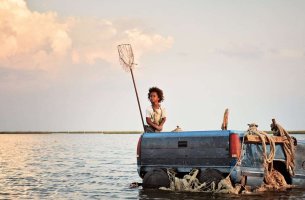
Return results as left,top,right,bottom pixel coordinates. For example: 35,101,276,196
1,130,305,134
0,131,143,134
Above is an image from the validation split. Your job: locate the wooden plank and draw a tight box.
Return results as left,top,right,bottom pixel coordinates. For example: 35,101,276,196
244,135,287,144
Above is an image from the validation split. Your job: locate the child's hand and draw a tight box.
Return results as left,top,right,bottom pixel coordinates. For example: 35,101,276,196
156,125,163,131
151,122,163,131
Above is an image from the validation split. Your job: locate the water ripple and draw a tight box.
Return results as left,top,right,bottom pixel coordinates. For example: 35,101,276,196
1,134,305,199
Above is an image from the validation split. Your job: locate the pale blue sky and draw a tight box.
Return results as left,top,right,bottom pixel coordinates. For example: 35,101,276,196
0,0,305,131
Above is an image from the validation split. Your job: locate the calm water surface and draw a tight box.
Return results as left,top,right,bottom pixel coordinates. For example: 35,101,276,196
0,134,305,199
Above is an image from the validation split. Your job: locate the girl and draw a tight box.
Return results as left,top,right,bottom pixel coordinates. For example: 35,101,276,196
145,87,166,132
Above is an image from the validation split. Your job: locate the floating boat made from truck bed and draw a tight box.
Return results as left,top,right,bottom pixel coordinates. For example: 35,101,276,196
136,130,305,188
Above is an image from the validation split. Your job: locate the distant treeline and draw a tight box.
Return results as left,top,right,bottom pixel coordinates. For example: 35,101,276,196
1,130,305,134
265,130,305,135
0,131,143,134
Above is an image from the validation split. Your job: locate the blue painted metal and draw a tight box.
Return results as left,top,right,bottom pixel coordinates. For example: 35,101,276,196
137,129,305,187
138,130,245,178
142,130,244,138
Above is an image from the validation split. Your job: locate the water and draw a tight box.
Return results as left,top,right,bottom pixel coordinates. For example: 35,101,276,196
0,134,305,199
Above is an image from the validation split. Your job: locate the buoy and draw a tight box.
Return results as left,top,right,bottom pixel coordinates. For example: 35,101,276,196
229,133,241,158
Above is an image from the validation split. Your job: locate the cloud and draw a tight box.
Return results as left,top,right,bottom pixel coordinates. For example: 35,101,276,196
0,0,174,71
214,43,305,60
214,43,264,59
268,48,305,59
68,18,174,65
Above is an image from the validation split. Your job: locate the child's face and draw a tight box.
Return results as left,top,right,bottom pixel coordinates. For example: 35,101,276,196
149,92,159,104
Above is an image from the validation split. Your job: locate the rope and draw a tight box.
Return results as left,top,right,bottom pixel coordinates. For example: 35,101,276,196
247,128,276,175
160,168,242,194
158,121,295,193
160,169,207,192
273,123,296,176
242,122,295,191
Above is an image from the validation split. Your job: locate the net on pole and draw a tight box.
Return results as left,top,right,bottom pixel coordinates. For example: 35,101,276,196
117,43,145,131
117,44,135,71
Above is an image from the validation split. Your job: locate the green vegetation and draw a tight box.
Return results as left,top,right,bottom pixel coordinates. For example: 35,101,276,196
0,131,143,134
1,130,305,134
288,130,305,134
265,130,305,134
0,131,52,134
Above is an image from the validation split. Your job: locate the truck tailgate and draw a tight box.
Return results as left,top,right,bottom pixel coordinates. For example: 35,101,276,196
141,130,233,167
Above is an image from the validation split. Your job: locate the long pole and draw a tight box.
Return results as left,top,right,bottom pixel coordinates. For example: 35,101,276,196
130,68,145,132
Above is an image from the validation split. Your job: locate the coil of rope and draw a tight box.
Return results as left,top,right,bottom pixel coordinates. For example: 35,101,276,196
271,119,296,176
160,120,296,193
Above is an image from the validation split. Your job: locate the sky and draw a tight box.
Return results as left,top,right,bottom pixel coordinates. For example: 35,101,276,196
0,0,305,132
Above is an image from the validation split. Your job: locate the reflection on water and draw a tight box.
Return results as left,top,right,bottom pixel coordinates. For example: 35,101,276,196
138,188,305,200
0,134,141,199
0,134,305,199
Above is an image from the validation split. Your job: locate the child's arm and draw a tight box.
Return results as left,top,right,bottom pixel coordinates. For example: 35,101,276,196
146,117,166,132
146,117,159,130
158,117,166,131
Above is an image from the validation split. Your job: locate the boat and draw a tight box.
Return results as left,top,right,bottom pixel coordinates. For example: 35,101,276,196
136,120,305,192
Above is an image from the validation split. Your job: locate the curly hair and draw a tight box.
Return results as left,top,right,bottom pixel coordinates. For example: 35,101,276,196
148,87,164,103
